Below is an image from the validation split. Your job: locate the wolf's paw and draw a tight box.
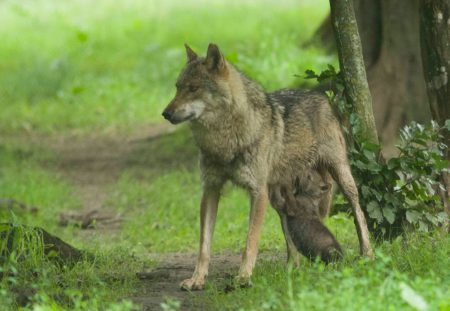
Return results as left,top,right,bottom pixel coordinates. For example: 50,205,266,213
180,277,205,291
234,275,253,288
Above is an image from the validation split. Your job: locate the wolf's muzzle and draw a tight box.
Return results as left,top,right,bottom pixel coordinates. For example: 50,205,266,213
162,109,173,121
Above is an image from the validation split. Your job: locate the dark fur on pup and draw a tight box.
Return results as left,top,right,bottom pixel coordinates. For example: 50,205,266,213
274,173,343,263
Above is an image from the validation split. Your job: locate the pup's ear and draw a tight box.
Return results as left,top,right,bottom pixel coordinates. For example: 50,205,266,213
205,43,226,72
184,43,198,63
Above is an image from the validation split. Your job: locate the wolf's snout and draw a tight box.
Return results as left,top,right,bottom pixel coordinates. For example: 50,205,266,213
162,109,173,120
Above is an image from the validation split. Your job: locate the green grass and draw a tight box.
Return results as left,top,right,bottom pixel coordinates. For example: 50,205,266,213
0,141,79,232
110,170,285,253
0,0,332,135
0,144,142,310
201,231,450,311
7,124,447,311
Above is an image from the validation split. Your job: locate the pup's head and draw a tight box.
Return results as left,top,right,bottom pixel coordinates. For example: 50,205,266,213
281,172,331,217
162,43,229,124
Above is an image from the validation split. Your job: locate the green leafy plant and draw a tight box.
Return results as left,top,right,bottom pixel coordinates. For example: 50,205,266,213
306,66,449,239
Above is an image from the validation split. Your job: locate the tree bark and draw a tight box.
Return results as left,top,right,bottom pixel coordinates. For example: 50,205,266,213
368,0,429,148
329,0,379,144
419,0,450,219
310,0,430,148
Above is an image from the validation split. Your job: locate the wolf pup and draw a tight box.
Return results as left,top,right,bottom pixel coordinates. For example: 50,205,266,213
271,172,343,264
162,43,373,290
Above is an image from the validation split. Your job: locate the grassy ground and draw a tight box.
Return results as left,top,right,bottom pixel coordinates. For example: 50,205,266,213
202,231,450,311
1,0,449,310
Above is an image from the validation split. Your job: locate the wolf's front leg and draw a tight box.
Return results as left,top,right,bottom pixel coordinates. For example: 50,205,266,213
180,188,220,291
237,186,269,285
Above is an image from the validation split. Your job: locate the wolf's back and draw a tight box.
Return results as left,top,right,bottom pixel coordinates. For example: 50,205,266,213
268,89,341,184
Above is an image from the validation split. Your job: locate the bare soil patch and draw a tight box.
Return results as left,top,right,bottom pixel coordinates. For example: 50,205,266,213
134,251,282,310
134,252,240,310
48,124,177,211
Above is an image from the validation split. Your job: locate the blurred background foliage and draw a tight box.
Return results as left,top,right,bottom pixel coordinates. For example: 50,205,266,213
0,0,332,134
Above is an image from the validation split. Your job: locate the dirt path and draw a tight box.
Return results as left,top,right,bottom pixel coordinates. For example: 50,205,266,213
134,252,241,310
133,251,283,310
49,124,176,211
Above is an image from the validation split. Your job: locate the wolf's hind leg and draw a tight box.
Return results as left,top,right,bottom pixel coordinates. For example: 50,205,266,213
180,188,220,291
329,162,374,258
237,186,269,285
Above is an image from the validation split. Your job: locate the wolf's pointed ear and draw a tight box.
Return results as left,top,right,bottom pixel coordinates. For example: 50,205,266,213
184,44,198,63
205,43,226,72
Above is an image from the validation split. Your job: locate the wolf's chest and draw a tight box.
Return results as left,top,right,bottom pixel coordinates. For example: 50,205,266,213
199,141,272,192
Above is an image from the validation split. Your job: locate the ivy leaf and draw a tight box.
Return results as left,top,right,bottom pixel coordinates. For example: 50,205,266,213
361,185,371,197
406,210,421,224
367,201,383,222
436,212,448,223
425,213,438,226
433,156,449,170
387,158,400,170
361,141,380,152
418,220,428,232
382,207,396,224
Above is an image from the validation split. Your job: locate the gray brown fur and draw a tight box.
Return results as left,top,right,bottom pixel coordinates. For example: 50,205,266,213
271,172,343,264
162,43,373,290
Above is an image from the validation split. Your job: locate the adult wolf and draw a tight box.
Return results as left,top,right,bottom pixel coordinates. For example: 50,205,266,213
162,43,373,290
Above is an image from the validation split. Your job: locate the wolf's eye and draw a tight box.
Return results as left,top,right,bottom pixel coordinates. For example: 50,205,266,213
188,85,198,92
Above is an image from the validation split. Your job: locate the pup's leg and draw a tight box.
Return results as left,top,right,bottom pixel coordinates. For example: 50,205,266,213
329,162,374,257
237,186,269,285
180,188,220,290
269,186,299,266
279,212,300,267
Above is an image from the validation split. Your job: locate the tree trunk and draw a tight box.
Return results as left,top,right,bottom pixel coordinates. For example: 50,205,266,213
329,0,379,144
311,0,430,148
368,0,430,147
419,0,450,219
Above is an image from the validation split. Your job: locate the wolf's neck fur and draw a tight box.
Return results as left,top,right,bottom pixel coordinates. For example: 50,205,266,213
190,64,271,163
